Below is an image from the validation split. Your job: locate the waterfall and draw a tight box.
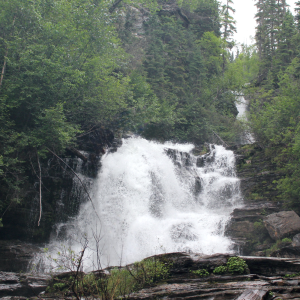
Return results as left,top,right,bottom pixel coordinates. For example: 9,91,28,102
35,137,242,272
236,95,255,144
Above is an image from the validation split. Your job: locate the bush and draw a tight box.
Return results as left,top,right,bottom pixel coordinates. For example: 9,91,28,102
281,238,292,243
191,269,209,277
46,257,170,299
226,257,248,274
213,265,227,275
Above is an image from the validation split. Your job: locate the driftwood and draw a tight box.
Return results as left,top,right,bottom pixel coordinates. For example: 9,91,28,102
212,130,229,147
67,147,88,162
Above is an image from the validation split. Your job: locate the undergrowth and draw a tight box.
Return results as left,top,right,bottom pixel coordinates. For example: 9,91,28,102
46,257,171,299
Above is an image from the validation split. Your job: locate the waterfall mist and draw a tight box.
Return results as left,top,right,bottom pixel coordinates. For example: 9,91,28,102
35,137,243,271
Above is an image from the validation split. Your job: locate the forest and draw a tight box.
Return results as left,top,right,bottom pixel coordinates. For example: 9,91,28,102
0,0,300,232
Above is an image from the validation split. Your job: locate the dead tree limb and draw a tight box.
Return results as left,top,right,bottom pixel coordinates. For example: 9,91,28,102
212,130,229,147
67,147,88,162
36,152,42,227
0,48,8,89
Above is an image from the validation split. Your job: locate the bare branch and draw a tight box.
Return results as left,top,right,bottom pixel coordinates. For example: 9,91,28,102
36,151,42,227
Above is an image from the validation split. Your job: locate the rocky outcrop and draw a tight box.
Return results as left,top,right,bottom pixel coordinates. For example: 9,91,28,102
5,253,300,299
293,233,300,246
226,143,285,256
119,253,300,299
231,143,283,202
0,240,42,272
264,211,300,240
225,201,280,255
0,271,50,298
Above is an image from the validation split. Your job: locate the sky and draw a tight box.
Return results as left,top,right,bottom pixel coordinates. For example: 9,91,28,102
228,0,297,45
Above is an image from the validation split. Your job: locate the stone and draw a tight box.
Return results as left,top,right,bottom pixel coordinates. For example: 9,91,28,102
293,233,300,246
226,221,255,238
235,289,268,300
0,272,50,297
0,240,41,272
264,211,300,240
269,245,300,258
5,253,300,299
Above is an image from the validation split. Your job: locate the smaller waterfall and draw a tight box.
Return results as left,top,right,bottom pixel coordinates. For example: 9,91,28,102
236,95,255,144
35,137,243,272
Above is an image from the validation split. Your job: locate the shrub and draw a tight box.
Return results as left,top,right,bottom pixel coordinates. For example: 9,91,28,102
226,257,248,274
46,257,170,299
191,269,209,277
213,265,227,275
281,238,292,243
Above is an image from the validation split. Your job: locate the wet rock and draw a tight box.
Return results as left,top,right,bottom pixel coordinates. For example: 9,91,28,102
108,138,123,153
235,289,268,300
0,272,50,297
0,240,41,272
264,211,300,240
293,233,300,246
194,177,202,195
242,255,300,276
269,245,300,258
196,156,205,167
230,201,280,222
226,220,255,238
6,253,300,299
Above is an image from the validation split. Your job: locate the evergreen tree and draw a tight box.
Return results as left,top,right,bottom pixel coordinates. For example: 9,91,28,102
274,11,296,69
220,0,236,70
254,0,288,84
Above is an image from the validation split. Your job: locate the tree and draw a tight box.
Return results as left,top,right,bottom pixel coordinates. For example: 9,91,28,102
254,0,289,84
0,0,162,223
220,0,236,70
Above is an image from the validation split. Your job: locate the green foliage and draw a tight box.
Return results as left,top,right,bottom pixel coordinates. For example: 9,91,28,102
285,272,300,278
211,257,249,276
281,238,292,243
213,265,227,275
0,0,243,228
265,238,292,256
0,0,164,218
141,11,242,144
226,257,248,274
191,269,209,277
46,257,170,298
249,57,300,213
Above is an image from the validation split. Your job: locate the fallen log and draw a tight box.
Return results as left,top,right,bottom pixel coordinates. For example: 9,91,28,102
67,147,88,162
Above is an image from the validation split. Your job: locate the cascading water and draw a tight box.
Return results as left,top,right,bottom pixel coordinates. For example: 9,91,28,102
236,95,255,144
36,137,242,271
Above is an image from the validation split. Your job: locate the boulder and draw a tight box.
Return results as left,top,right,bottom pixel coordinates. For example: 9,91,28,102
264,211,300,240
269,245,300,258
293,233,300,246
235,289,268,300
0,271,50,297
226,221,255,238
